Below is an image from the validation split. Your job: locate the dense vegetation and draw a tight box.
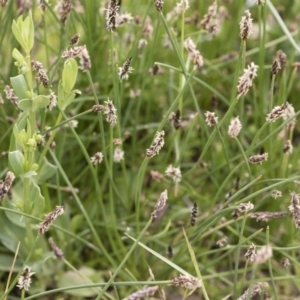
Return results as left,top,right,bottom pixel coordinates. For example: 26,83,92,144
0,0,300,299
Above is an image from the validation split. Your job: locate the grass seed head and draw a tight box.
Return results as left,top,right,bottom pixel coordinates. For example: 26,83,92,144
17,266,35,291
118,57,134,81
4,85,19,106
32,60,49,88
90,152,104,165
237,62,258,98
248,153,268,164
239,10,253,40
150,170,164,182
151,189,168,220
143,16,153,39
282,102,296,131
254,245,273,264
47,92,57,111
283,140,293,154
123,286,158,300
289,191,300,228
38,206,64,234
237,282,268,300
266,103,287,122
106,0,120,32
216,236,228,247
55,0,72,25
172,274,202,289
237,202,254,213
282,258,290,267
271,58,281,75
104,99,117,126
70,33,80,45
200,1,218,34
249,211,287,222
146,131,165,158
245,243,256,262
165,165,181,183
49,237,64,259
271,190,282,199
276,49,287,70
113,147,124,163
204,111,218,127
228,116,242,138
190,202,198,226
0,171,15,202
184,37,204,69
153,0,164,12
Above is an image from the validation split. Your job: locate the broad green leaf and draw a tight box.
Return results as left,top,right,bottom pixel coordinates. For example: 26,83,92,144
13,124,25,150
10,112,28,152
8,150,24,176
62,58,78,93
0,254,22,272
29,180,45,216
12,48,24,62
32,95,50,111
12,18,27,51
57,80,65,110
63,91,76,110
10,75,28,100
58,267,102,297
22,170,37,178
17,98,32,111
37,156,57,183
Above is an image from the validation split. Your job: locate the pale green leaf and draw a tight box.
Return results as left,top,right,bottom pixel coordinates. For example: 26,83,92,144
62,58,78,93
10,75,28,100
17,98,32,111
8,150,24,176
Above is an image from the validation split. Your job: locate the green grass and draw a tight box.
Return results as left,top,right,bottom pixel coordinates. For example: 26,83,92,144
0,0,300,299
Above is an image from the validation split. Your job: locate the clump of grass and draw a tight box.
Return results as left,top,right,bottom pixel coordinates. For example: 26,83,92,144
0,0,300,299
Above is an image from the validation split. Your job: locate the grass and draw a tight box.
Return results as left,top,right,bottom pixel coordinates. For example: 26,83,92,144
0,0,300,299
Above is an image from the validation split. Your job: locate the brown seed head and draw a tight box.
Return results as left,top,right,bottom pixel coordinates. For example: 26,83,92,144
0,171,15,202
248,153,268,165
190,202,198,226
123,286,158,300
118,57,134,81
289,191,300,228
245,243,256,262
55,0,72,25
253,245,273,264
237,282,268,300
146,131,165,158
172,274,202,289
153,0,164,12
237,62,258,99
204,111,218,127
239,10,253,40
228,116,242,138
38,206,64,234
151,190,168,220
271,58,281,75
106,0,119,32
283,140,293,154
48,237,64,259
70,33,80,46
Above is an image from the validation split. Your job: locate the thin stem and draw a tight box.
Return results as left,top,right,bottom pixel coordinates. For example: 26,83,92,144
94,218,153,299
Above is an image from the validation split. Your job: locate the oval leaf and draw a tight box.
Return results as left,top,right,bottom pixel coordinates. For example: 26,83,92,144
8,150,24,176
17,98,32,111
32,95,50,111
62,58,78,93
10,75,28,100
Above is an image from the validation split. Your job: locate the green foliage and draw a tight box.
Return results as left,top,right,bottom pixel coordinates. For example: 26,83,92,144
0,0,300,299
